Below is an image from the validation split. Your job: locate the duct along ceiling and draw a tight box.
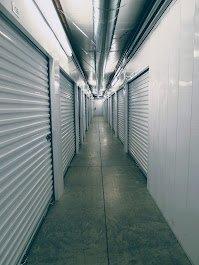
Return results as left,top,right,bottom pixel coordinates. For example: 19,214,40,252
53,0,160,96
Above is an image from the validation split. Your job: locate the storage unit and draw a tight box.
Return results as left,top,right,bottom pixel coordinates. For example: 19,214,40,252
0,16,54,265
109,96,113,128
107,98,110,125
117,88,125,144
106,99,108,121
107,98,109,123
88,98,91,125
78,87,81,146
88,97,91,126
60,70,75,175
112,93,117,133
83,94,86,135
103,99,108,120
85,96,89,130
128,70,149,175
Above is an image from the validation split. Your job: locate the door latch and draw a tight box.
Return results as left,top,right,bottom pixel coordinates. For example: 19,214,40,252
46,133,52,142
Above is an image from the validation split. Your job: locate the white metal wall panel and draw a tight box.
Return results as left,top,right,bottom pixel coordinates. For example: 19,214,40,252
128,70,149,175
60,71,75,175
117,89,125,143
113,94,117,133
0,16,53,265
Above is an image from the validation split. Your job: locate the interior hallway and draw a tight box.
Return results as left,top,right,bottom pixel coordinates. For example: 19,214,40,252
27,117,190,265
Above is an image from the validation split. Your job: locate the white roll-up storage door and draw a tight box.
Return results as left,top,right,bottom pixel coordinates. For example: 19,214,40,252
109,97,112,128
107,98,109,123
81,93,86,138
88,98,91,125
106,99,108,121
60,71,75,175
78,87,81,146
104,100,106,120
85,96,89,130
113,94,117,133
128,70,149,175
0,16,53,265
84,95,87,130
117,88,125,144
83,94,86,135
108,98,110,124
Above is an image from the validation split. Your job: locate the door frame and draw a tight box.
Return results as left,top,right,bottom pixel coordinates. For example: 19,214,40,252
0,12,62,265
127,66,149,177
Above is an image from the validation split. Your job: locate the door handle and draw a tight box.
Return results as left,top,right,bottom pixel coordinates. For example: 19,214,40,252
46,133,52,142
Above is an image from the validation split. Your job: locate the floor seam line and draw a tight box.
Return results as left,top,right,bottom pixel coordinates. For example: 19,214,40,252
98,121,110,265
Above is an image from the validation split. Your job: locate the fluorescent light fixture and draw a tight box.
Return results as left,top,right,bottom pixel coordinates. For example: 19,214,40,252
89,80,97,86
111,76,118,87
33,0,73,57
72,21,88,38
71,21,95,46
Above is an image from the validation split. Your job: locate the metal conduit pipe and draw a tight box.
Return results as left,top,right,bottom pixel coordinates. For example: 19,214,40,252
93,0,121,94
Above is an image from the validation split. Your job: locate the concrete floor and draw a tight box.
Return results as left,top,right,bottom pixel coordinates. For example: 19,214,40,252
27,117,190,265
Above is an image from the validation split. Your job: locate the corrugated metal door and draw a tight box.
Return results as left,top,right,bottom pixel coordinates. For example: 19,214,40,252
109,97,112,128
83,94,86,134
88,98,90,126
128,70,149,175
0,16,53,265
78,87,81,146
88,98,91,126
85,96,89,130
84,95,87,130
107,98,110,123
117,88,125,143
103,100,106,119
105,99,108,121
113,94,117,133
60,71,75,175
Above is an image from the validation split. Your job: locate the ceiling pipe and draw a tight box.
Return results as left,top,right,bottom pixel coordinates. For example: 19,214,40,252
106,0,173,90
93,0,121,94
52,0,91,89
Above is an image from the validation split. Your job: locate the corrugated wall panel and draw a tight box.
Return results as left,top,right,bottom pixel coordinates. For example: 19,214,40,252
60,71,75,175
128,70,149,175
117,88,125,143
0,16,53,265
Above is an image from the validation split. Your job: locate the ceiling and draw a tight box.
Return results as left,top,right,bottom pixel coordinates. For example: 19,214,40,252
55,0,158,96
